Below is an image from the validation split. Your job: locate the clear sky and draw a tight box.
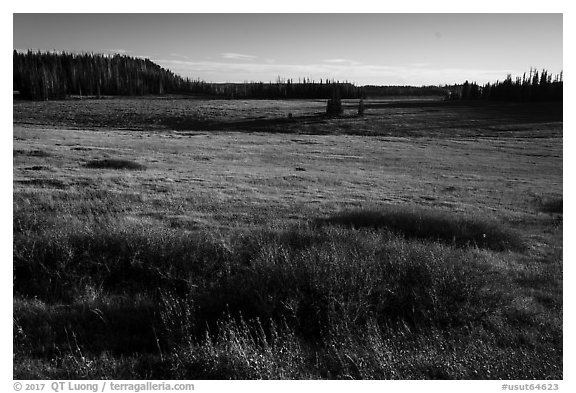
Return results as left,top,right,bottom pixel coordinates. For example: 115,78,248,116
13,13,563,86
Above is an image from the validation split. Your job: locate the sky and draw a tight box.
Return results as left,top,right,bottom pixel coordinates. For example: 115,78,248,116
13,13,563,86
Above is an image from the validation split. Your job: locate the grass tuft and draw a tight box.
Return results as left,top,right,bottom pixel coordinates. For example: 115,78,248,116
84,159,146,170
14,149,51,157
535,196,563,214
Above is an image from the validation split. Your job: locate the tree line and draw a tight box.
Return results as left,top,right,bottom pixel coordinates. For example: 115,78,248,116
13,50,365,100
456,69,562,101
362,85,450,97
16,51,560,102
194,78,364,99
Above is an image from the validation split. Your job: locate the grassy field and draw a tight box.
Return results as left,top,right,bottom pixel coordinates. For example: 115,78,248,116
13,96,562,137
13,98,562,379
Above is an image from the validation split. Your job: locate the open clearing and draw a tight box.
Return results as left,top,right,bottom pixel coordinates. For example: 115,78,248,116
13,98,562,379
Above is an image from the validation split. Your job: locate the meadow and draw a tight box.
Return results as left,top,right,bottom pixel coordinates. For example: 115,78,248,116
13,97,562,379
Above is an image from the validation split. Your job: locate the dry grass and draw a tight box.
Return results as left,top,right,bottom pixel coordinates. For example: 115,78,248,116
13,99,563,379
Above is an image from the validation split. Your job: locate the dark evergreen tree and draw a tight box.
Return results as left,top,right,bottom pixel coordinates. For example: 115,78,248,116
358,99,365,116
326,87,343,116
461,81,470,100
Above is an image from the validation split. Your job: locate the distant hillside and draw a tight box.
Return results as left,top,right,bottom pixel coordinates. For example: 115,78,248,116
13,50,195,100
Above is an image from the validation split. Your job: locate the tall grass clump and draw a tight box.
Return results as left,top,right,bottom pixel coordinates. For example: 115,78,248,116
317,206,524,252
190,226,491,337
13,219,231,302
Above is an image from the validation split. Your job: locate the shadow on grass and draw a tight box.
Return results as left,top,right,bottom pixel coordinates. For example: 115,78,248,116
14,297,158,357
161,114,333,133
316,206,525,252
